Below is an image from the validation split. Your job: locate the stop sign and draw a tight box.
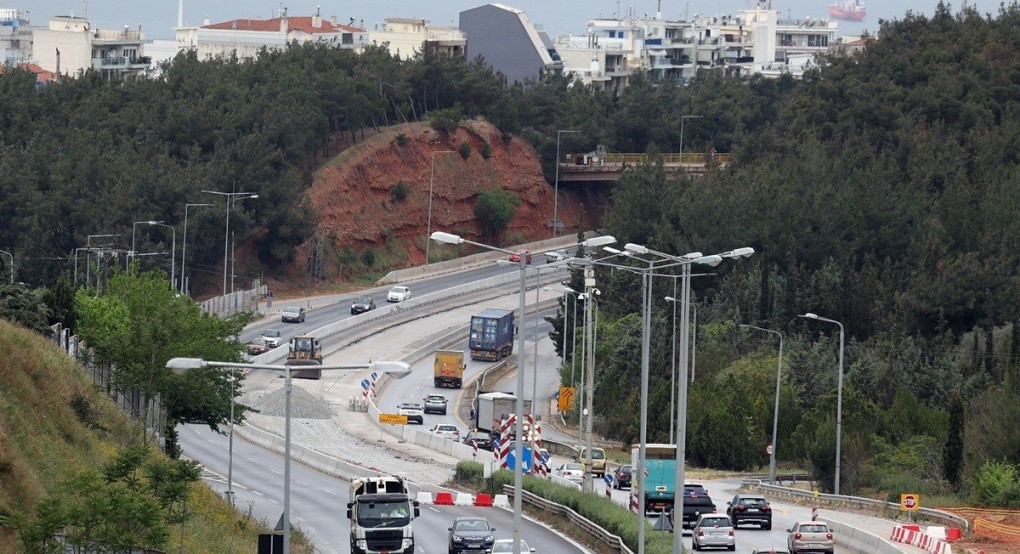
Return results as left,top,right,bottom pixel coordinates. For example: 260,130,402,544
901,494,919,510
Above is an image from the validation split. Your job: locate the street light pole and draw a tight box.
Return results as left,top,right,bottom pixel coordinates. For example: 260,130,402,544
799,313,845,495
202,190,258,296
690,302,698,382
131,220,158,262
553,129,579,237
150,222,176,290
181,203,212,295
431,231,614,554
740,324,784,485
166,357,411,554
425,150,454,266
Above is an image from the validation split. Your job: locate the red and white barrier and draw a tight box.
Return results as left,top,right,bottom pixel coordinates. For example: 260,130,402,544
891,525,954,554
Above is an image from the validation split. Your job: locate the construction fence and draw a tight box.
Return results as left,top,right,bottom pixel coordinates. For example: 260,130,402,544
937,506,1020,544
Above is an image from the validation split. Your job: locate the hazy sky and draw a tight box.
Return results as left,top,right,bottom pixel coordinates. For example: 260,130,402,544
16,0,972,40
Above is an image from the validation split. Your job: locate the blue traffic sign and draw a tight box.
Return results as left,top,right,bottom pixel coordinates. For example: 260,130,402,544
360,378,371,390
371,371,379,382
604,474,614,485
505,447,533,472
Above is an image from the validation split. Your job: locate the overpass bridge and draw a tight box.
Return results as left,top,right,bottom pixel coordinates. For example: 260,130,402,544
557,151,732,182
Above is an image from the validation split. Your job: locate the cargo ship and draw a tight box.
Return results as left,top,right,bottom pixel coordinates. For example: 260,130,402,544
828,0,866,21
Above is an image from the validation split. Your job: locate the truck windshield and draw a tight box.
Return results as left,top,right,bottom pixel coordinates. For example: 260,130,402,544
357,501,411,527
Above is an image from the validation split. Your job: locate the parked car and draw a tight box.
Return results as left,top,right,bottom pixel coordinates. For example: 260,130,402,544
553,462,584,484
544,249,569,263
727,494,773,529
261,329,282,348
613,464,633,489
786,521,834,554
387,285,411,302
463,431,493,451
246,338,270,355
448,516,495,554
490,539,535,552
508,250,533,264
429,423,460,441
691,513,736,551
397,402,424,424
350,297,376,314
281,305,305,323
423,394,448,415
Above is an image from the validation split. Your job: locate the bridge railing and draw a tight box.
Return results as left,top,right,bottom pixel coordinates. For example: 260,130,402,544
562,152,731,167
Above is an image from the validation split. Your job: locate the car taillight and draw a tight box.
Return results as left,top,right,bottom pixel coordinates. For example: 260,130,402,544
697,530,704,536
728,529,734,536
826,533,833,539
795,533,802,539
735,506,745,512
761,505,771,512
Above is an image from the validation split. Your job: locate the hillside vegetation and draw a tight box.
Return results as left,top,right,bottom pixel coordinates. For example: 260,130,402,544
0,319,290,552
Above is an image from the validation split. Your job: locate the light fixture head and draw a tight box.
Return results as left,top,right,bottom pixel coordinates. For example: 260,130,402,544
694,255,723,267
165,357,208,374
430,231,462,244
581,235,617,248
664,296,678,302
723,246,755,258
799,313,819,319
566,257,593,267
603,246,622,254
684,252,704,260
624,243,649,254
372,360,412,379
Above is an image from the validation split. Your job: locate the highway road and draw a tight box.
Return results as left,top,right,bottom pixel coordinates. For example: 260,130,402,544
179,423,587,554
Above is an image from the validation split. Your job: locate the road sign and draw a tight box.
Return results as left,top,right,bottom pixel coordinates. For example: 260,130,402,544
371,371,378,382
558,386,576,412
379,413,408,425
604,474,613,485
900,493,920,511
766,444,774,456
505,446,533,472
360,378,371,390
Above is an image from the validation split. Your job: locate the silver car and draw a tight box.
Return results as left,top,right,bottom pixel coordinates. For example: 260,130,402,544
787,521,834,553
281,305,305,323
692,514,735,551
430,424,460,441
423,394,448,415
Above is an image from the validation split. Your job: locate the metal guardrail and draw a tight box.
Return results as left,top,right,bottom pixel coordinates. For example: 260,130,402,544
502,485,635,554
744,480,971,535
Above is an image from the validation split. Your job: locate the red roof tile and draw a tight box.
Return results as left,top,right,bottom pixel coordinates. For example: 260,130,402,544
203,16,363,34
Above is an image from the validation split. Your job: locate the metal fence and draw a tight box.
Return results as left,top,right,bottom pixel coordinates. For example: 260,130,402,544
200,279,266,318
502,484,635,554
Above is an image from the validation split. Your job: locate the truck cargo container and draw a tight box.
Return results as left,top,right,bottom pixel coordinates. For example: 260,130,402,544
469,308,514,361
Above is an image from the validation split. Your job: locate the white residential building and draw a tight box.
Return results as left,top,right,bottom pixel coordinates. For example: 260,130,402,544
367,18,465,59
1,8,34,65
32,15,147,79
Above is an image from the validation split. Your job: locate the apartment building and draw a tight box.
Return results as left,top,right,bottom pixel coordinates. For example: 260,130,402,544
367,18,466,59
459,3,562,84
175,8,368,61
1,8,33,65
32,15,147,79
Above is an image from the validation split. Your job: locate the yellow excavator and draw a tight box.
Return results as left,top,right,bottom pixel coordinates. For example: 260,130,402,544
286,335,322,379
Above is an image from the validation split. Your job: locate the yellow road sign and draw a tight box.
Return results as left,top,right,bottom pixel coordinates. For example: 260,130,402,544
379,413,408,425
900,493,920,511
558,387,576,412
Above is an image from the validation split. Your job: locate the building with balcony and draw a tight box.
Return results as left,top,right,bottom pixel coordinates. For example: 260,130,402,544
367,18,466,59
175,8,368,61
32,15,147,79
459,3,562,85
1,8,34,65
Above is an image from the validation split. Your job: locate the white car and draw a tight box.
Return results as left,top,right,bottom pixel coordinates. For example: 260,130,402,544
490,539,535,553
430,424,460,441
261,329,282,348
553,462,584,484
387,285,411,302
544,249,569,263
397,402,424,424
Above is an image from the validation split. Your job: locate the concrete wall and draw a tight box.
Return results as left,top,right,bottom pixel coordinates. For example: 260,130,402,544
460,4,548,84
819,516,905,554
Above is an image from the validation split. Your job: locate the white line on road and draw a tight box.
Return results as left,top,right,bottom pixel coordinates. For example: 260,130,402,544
270,469,281,475
324,489,337,495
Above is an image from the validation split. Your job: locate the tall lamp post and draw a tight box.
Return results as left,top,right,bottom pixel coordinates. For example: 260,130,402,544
202,190,258,296
181,203,213,294
86,234,120,288
431,231,614,554
679,115,702,167
552,129,579,237
131,220,160,260
739,324,784,485
166,357,411,554
798,312,845,495
425,150,455,266
149,222,177,290
0,249,12,284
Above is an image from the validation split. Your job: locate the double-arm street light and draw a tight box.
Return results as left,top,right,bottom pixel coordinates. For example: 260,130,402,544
86,234,120,287
552,129,580,237
131,220,159,259
181,203,213,295
431,231,615,554
131,221,176,287
798,312,845,495
166,357,411,554
424,150,455,266
0,249,12,284
202,190,259,296
740,324,784,485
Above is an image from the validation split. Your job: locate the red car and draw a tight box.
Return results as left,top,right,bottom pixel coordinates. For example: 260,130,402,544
246,339,270,355
508,250,533,264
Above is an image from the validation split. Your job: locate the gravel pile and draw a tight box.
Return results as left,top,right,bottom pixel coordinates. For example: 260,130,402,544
249,385,335,419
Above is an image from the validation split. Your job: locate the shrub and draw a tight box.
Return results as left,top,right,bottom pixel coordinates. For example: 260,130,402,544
455,461,484,488
474,188,520,241
501,131,513,145
458,142,471,159
395,132,409,146
361,249,376,267
971,460,1020,506
391,181,408,203
480,141,492,159
428,107,463,134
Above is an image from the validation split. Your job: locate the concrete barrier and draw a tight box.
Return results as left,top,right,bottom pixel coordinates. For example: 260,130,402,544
819,516,904,554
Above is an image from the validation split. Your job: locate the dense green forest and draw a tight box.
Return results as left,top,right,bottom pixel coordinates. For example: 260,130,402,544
2,1,1019,503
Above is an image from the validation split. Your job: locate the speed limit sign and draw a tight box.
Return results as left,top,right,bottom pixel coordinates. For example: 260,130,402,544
900,493,920,511
766,444,774,456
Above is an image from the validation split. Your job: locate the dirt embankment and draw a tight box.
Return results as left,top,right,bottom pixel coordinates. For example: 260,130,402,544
298,120,604,279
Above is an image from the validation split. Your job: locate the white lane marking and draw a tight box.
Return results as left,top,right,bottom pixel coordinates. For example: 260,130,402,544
252,490,263,496
269,469,281,475
428,506,441,513
297,480,307,486
247,457,258,463
324,489,337,495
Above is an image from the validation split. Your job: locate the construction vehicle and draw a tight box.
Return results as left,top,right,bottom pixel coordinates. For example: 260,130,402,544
347,475,419,554
434,349,466,388
286,335,322,379
469,308,514,361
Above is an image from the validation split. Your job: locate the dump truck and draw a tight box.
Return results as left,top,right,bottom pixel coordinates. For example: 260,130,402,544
433,349,465,388
347,475,419,554
286,335,322,379
630,443,679,514
469,308,514,361
474,391,533,438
